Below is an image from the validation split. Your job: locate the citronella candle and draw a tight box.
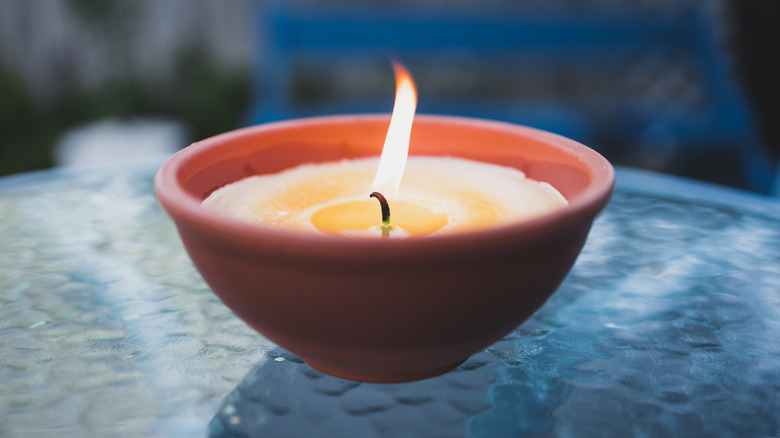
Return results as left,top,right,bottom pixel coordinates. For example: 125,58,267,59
155,95,615,382
202,156,567,237
200,62,567,238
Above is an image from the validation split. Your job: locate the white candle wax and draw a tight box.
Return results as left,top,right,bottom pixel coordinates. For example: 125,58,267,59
202,156,568,238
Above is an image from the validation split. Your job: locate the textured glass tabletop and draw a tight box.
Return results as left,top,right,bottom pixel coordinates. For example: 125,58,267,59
1,164,779,437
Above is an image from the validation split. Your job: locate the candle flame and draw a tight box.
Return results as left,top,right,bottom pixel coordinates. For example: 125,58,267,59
370,61,417,198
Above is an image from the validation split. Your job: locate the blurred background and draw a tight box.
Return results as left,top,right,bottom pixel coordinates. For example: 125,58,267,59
0,0,778,194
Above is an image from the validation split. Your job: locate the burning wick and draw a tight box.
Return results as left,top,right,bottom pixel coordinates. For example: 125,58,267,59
365,61,415,240
369,191,392,238
369,192,391,224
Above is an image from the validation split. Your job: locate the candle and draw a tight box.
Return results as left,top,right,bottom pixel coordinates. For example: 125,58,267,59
203,156,566,237
155,77,615,383
201,62,568,238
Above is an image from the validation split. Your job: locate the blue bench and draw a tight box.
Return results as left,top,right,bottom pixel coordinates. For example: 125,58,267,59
248,1,775,194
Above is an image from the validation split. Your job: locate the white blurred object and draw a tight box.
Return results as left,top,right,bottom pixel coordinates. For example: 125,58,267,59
55,118,187,169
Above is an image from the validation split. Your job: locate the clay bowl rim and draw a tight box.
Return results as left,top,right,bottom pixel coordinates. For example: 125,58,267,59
154,114,614,264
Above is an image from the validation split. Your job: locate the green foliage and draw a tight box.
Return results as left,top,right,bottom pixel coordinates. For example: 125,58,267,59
0,66,58,175
170,49,251,143
66,0,138,31
0,53,250,177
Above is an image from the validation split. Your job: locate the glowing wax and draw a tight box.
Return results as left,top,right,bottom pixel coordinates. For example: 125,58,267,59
202,156,568,238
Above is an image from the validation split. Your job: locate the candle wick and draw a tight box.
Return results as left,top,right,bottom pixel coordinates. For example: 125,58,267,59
369,192,391,226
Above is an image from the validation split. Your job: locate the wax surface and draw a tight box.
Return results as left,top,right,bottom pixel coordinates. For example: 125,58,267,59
202,156,568,237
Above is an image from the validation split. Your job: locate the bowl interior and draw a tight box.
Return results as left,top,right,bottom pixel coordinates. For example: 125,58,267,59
173,115,606,203
155,114,614,261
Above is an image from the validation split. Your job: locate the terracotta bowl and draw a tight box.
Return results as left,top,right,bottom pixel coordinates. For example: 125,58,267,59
154,114,614,383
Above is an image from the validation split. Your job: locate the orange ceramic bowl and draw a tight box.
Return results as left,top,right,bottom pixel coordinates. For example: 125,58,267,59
154,114,614,382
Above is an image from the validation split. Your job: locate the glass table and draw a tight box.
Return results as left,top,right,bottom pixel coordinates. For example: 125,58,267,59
1,162,779,437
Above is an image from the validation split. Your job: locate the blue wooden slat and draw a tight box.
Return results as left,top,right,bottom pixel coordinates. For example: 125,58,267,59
249,1,776,193
277,10,682,54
